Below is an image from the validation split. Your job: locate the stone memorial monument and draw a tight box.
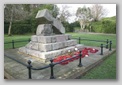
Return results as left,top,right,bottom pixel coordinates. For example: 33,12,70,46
19,9,83,62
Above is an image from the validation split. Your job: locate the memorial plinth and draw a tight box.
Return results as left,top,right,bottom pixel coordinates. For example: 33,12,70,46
19,9,83,62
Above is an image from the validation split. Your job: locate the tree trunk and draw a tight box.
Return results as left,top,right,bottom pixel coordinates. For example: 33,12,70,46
89,26,91,32
8,21,12,36
8,9,13,36
79,21,83,32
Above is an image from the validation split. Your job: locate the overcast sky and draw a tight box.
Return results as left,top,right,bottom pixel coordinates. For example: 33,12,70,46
56,4,116,23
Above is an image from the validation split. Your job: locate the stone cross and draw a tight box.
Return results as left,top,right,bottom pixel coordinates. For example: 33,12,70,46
36,9,65,36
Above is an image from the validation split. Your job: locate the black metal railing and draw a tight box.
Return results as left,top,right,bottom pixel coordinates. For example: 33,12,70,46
5,51,83,79
73,37,112,53
4,38,31,49
4,37,112,56
75,37,108,44
4,37,113,79
27,51,82,79
4,37,112,50
100,40,112,55
5,54,28,67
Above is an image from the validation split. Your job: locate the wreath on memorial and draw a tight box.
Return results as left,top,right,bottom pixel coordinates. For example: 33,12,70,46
53,47,98,65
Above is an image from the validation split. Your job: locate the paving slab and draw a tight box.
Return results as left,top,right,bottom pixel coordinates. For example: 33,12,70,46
4,46,116,79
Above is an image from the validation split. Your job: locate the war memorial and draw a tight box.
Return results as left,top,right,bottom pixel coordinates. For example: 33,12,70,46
4,9,115,79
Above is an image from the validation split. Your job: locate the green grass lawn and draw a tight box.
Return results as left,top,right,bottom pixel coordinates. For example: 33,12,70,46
4,35,31,49
68,33,116,48
81,52,116,79
4,34,31,42
4,33,116,49
4,33,116,79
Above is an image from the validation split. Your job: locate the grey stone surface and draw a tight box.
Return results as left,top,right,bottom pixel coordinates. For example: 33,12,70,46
65,46,75,52
58,42,64,49
19,47,27,54
31,43,39,51
25,38,77,52
38,52,46,59
36,34,71,44
38,51,54,59
26,42,39,51
36,9,54,24
29,50,40,58
26,49,34,55
25,41,33,49
51,50,62,58
5,47,116,79
51,36,57,43
52,43,59,50
64,41,68,47
36,24,53,36
73,40,78,45
52,19,65,34
39,44,52,52
18,9,81,61
31,35,38,42
55,35,66,42
36,9,65,34
38,36,52,43
40,44,84,59
60,48,67,54
75,44,84,50
39,47,63,59
67,40,77,47
19,44,84,60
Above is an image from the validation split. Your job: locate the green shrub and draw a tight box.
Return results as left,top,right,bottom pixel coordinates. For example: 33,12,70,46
102,19,116,33
11,23,31,34
91,21,103,33
91,16,116,33
4,22,9,34
64,21,80,32
4,19,38,35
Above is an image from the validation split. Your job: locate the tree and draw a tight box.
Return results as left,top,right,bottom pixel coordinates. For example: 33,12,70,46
76,6,92,31
90,4,107,22
22,4,44,19
29,4,60,33
52,5,59,18
57,5,72,22
4,4,28,36
4,4,60,35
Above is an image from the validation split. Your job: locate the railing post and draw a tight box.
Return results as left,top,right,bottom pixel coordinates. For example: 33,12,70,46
27,60,32,79
28,38,31,42
79,37,81,44
12,40,15,49
49,59,55,79
78,51,83,67
106,39,109,49
109,41,112,51
100,44,103,55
